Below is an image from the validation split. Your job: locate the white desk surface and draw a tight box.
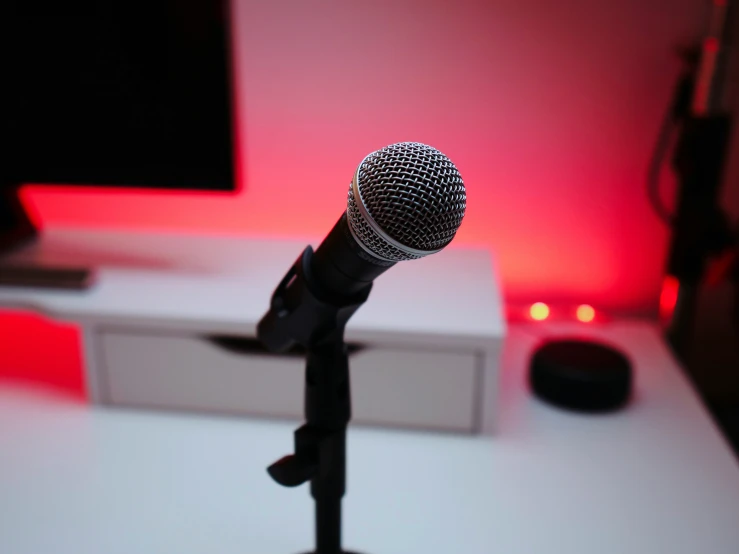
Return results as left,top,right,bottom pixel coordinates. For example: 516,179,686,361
0,228,504,348
1,322,738,554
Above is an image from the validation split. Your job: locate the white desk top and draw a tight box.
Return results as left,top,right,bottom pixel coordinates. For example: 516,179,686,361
1,322,738,554
0,228,504,348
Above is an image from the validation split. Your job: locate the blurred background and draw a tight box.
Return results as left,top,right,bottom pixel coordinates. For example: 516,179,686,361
2,0,739,447
18,0,718,313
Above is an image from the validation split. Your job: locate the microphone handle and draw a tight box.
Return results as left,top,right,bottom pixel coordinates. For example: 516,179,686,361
310,213,395,299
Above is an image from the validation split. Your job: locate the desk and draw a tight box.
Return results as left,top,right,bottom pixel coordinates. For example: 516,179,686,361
1,322,738,554
0,228,504,433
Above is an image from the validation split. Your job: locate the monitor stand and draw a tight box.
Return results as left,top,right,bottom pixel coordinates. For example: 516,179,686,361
0,185,95,290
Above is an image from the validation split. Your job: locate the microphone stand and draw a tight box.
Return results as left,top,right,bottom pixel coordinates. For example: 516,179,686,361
257,246,370,554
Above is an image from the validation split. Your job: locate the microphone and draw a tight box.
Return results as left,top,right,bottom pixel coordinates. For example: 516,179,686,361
309,141,467,299
257,142,466,352
257,144,466,553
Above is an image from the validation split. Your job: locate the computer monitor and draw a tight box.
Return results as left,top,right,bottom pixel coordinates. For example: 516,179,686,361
1,0,236,262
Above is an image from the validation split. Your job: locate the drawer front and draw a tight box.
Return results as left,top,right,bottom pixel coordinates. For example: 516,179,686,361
100,331,479,432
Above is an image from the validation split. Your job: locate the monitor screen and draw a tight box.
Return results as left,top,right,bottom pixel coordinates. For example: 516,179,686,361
2,0,236,191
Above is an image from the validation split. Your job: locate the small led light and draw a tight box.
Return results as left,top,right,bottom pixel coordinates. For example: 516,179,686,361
576,304,596,323
530,302,550,321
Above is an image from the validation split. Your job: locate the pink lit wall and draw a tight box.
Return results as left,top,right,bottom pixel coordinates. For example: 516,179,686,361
20,0,706,316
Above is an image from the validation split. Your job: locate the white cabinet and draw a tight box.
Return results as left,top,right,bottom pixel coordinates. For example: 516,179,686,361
101,330,482,432
0,228,505,433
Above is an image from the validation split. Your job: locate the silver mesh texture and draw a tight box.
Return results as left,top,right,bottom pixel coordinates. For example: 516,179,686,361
346,142,466,261
347,187,417,260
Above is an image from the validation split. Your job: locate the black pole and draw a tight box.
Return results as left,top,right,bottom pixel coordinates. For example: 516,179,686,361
258,246,368,554
306,340,350,554
315,496,342,554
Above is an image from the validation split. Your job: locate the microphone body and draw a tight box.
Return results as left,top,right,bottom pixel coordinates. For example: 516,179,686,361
307,141,467,301
257,142,466,351
310,213,395,300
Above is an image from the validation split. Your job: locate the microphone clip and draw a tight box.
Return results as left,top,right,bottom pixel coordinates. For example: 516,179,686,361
257,246,371,353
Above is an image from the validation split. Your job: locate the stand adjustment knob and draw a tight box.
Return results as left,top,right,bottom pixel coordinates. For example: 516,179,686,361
267,454,318,487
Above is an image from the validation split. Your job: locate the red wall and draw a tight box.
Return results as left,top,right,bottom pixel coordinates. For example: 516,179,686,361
22,0,710,314
21,0,707,315
2,0,708,394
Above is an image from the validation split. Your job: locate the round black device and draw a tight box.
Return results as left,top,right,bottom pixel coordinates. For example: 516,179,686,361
529,339,632,412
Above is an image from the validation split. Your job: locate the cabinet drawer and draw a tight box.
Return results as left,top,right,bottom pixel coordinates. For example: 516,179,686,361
100,331,479,432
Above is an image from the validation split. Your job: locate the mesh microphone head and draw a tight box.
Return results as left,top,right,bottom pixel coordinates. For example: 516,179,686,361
346,142,467,262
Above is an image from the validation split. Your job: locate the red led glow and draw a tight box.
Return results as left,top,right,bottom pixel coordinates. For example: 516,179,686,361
0,311,86,400
530,302,550,321
659,275,680,322
576,304,596,323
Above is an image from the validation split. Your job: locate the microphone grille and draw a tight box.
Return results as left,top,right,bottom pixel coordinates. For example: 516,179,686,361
346,142,466,261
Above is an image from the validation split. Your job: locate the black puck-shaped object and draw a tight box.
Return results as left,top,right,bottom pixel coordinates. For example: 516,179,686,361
529,339,632,412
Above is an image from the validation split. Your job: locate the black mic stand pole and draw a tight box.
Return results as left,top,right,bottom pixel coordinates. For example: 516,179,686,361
257,245,369,554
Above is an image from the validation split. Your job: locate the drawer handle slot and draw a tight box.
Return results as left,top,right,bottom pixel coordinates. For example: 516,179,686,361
205,336,365,357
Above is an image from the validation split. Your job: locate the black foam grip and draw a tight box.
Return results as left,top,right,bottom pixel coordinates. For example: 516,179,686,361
310,213,395,299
